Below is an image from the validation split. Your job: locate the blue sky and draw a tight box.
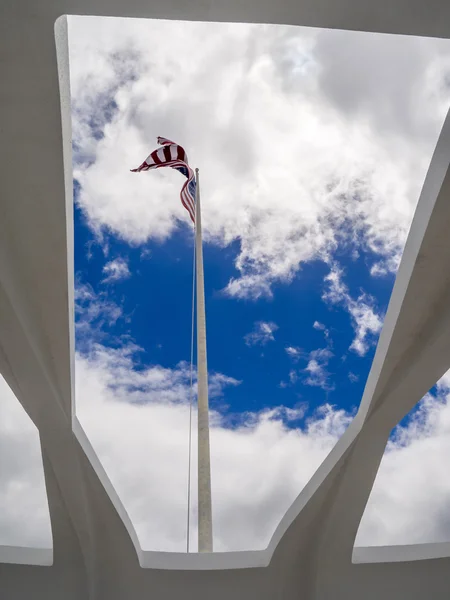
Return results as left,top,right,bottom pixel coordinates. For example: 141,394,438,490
3,15,450,554
73,189,394,421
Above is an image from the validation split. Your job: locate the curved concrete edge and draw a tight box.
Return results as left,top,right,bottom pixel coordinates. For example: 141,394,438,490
266,413,364,556
74,416,270,570
73,346,362,571
353,542,450,564
357,107,450,424
139,549,269,570
71,418,142,559
0,546,53,567
53,14,273,572
54,15,76,422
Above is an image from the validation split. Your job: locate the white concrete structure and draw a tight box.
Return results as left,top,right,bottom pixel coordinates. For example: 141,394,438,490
2,2,450,598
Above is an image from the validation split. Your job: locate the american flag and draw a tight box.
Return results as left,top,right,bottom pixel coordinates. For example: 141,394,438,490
131,136,196,222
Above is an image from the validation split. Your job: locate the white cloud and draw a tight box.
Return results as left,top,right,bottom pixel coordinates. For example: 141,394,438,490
244,321,278,346
348,371,359,383
313,320,330,339
285,346,301,359
77,343,239,409
370,260,392,277
5,341,450,551
0,280,347,551
285,323,335,391
357,379,450,546
69,17,450,299
286,323,335,389
289,369,299,384
322,265,348,304
75,343,350,552
304,347,334,390
0,375,52,547
436,370,450,392
75,281,124,350
323,264,383,356
348,300,384,356
225,274,274,301
284,344,334,390
208,373,242,399
101,257,131,283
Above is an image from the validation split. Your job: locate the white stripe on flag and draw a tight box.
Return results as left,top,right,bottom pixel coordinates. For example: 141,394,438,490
156,147,166,162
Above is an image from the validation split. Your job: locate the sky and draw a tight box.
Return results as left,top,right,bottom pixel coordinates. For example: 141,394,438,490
2,16,450,554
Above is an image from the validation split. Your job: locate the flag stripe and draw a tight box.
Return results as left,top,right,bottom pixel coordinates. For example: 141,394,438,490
157,147,166,163
157,136,176,146
163,146,171,162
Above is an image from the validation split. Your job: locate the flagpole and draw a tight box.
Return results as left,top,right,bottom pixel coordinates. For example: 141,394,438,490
195,168,213,553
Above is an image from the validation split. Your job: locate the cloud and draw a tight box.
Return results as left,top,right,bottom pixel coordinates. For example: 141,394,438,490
75,351,354,552
0,283,346,551
285,322,334,390
285,343,334,390
74,285,240,405
289,369,299,384
357,376,450,546
244,321,278,346
285,346,301,359
225,274,273,301
303,347,334,390
0,345,352,551
348,301,383,356
314,29,450,143
207,373,242,399
69,17,450,299
369,252,401,278
74,281,124,350
348,371,359,383
5,337,450,551
279,356,301,388
313,320,330,340
75,282,122,324
0,375,52,548
322,264,383,356
285,320,335,389
101,257,131,283
78,342,240,408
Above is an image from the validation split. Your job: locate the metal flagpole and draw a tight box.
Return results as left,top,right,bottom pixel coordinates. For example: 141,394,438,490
186,230,196,553
195,168,213,553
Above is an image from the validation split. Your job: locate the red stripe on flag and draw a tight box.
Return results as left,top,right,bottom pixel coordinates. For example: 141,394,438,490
177,146,186,162
152,149,162,165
